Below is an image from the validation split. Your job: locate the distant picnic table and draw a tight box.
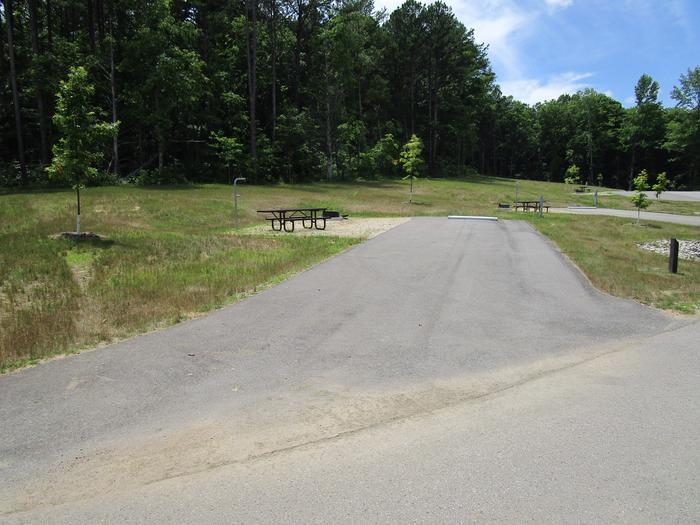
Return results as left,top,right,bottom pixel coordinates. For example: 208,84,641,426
515,200,550,213
257,207,327,232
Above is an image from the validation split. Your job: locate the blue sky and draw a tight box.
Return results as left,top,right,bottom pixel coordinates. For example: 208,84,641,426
374,0,699,107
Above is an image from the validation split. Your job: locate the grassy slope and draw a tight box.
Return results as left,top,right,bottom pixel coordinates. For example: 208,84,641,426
531,214,699,313
0,188,358,371
1,176,698,370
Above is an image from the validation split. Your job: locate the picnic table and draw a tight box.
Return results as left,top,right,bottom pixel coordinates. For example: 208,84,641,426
515,200,550,213
257,207,328,232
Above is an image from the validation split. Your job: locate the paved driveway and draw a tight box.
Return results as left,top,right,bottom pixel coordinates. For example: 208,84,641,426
609,190,700,202
552,206,700,226
1,218,694,522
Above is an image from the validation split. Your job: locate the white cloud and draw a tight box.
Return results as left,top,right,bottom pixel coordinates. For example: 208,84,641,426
500,72,593,104
453,2,533,78
544,0,573,7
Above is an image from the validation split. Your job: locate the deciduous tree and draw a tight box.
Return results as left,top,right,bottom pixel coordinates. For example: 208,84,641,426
47,66,118,234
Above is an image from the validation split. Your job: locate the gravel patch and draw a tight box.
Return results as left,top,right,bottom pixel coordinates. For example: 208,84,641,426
242,217,411,239
637,239,700,261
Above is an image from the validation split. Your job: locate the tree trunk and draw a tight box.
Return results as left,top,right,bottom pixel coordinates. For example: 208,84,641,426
158,135,164,175
96,0,105,43
433,97,438,172
411,77,416,136
292,0,304,109
29,0,50,165
46,0,53,48
325,96,332,181
270,0,277,144
628,147,636,190
5,0,27,182
587,132,593,185
409,70,415,135
109,20,119,176
87,0,96,50
427,82,433,175
357,76,362,117
324,43,332,180
246,0,257,177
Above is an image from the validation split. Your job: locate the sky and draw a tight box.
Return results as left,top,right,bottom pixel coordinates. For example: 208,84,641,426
373,0,700,107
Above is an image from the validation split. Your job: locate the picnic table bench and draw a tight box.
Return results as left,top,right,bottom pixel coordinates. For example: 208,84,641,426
515,200,550,213
257,207,328,232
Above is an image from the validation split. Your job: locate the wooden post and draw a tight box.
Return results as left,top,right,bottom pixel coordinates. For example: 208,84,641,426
669,238,679,274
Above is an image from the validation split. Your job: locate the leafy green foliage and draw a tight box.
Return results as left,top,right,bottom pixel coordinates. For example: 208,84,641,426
620,74,666,189
631,170,651,222
652,172,670,199
564,164,580,185
0,2,698,189
46,66,118,188
210,133,244,169
399,134,424,202
400,134,424,179
671,67,700,110
46,66,118,232
360,134,400,179
667,67,700,188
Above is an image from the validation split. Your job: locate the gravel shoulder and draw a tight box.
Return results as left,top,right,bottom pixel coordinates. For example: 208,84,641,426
638,239,700,261
241,217,411,239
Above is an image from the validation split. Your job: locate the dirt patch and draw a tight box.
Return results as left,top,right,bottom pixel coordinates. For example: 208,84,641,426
242,217,410,239
49,232,105,241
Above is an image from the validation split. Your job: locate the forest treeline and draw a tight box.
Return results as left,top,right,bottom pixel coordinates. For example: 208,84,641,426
1,0,699,188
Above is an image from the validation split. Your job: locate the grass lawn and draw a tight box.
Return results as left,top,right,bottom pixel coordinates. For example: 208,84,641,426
1,176,698,371
528,214,699,313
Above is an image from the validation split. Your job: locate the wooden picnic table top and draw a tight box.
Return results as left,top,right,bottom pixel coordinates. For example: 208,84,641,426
256,207,327,213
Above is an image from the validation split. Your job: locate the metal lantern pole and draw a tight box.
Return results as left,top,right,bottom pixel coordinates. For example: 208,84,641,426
233,177,246,229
